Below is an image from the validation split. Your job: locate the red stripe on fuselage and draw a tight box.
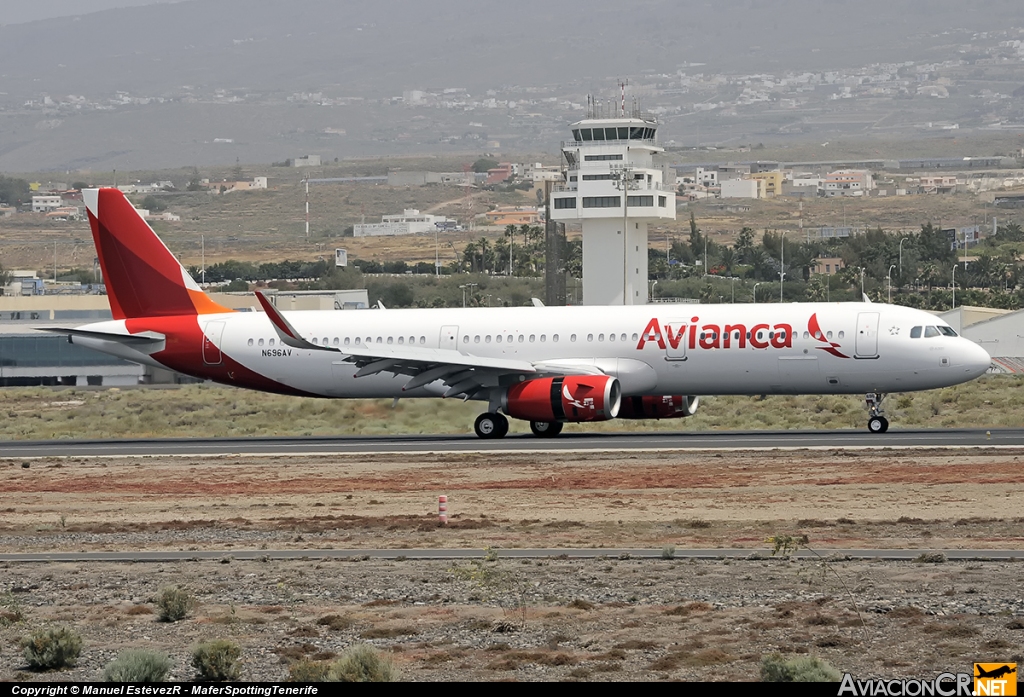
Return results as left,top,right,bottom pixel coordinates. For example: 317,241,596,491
125,316,317,397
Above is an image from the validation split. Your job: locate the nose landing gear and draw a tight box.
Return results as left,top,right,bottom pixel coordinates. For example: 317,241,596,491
865,393,888,434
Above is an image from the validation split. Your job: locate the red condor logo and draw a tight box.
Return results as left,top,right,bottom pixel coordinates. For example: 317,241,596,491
636,313,850,357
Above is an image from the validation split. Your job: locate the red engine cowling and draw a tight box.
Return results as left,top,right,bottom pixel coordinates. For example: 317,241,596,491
504,375,621,423
617,395,700,420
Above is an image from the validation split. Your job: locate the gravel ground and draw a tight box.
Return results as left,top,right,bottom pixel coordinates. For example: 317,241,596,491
2,449,1023,682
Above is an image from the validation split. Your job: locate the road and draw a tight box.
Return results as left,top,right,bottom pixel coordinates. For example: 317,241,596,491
2,427,1021,458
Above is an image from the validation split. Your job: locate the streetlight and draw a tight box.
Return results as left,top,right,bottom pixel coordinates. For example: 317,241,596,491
951,265,957,309
730,276,736,303
612,164,639,305
887,265,895,303
898,236,908,284
753,282,763,303
459,282,477,308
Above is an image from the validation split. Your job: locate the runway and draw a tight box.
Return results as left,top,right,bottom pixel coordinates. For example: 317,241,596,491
2,427,1022,458
0,548,1020,563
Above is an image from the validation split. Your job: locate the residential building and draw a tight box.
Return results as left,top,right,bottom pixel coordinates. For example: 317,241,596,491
353,209,457,237
293,155,321,167
822,170,874,197
749,170,783,198
483,206,540,226
31,195,62,213
811,256,845,275
721,178,760,199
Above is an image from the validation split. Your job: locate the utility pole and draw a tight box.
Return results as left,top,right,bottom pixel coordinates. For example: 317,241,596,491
201,234,206,284
304,175,309,239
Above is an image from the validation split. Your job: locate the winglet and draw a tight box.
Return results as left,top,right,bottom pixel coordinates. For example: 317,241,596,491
255,291,337,352
531,297,545,307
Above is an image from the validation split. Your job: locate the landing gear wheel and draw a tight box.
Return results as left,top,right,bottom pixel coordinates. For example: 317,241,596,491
474,412,508,439
530,421,563,438
867,416,889,434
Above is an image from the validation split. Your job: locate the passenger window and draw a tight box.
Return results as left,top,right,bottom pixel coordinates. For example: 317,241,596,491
345,337,351,346
838,331,845,339
496,335,502,343
530,334,536,342
247,338,253,346
462,335,468,344
355,337,361,345
803,331,809,340
587,334,594,342
925,326,940,338
485,335,492,343
333,338,339,346
620,334,627,342
518,335,525,343
598,334,605,341
553,334,559,342
631,333,638,342
571,334,577,342
825,331,832,340
540,334,546,342
609,333,616,342
474,335,480,343
312,338,318,345
258,338,264,346
419,336,425,344
387,337,393,344
269,338,275,346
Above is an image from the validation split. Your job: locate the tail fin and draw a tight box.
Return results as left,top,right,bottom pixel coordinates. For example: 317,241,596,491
83,188,230,319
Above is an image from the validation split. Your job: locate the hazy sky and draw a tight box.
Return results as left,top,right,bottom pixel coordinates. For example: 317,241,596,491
2,0,186,25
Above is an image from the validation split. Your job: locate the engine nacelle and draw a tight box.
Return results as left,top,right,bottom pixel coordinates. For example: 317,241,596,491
617,395,700,420
505,375,621,423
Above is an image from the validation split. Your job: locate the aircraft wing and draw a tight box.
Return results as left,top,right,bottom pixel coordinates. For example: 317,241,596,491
255,291,600,399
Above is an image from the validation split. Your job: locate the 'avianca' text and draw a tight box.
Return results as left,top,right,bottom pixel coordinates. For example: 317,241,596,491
637,317,794,350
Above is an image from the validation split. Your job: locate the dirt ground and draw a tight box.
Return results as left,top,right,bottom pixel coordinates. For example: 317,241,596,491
2,449,1023,682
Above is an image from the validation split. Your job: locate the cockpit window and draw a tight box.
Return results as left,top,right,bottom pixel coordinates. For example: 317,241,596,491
937,326,957,337
910,326,922,338
924,326,941,338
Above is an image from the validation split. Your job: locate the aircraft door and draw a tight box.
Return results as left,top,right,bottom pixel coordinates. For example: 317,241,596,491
439,325,459,350
202,321,225,365
855,312,879,358
663,319,688,361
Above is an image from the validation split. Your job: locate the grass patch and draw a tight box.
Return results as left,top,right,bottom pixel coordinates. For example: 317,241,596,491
2,375,1021,440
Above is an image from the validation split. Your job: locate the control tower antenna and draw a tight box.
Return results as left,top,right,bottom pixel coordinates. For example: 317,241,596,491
620,80,627,116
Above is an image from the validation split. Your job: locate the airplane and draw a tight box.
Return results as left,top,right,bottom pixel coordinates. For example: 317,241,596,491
46,188,992,439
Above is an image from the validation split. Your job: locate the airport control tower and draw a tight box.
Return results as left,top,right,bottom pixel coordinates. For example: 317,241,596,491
549,100,676,305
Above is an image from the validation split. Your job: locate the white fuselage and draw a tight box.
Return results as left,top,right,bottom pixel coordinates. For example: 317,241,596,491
76,301,992,400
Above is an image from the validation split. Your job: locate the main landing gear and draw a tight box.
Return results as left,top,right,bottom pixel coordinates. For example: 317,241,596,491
474,412,509,439
865,392,889,434
473,413,565,439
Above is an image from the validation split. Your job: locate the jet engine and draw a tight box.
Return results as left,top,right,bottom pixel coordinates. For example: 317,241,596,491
504,375,621,423
617,395,700,420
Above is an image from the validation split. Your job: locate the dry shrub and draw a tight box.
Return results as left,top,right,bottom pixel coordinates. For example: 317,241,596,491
156,587,195,623
20,627,82,671
124,605,153,616
103,649,171,682
191,639,241,682
316,614,354,631
359,626,418,639
326,644,398,682
760,654,841,682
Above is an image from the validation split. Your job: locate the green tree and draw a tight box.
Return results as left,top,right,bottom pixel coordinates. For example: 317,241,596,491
0,175,31,206
471,157,499,174
186,167,203,192
688,211,705,263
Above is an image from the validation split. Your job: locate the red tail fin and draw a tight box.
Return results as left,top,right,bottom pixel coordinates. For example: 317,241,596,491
84,188,230,319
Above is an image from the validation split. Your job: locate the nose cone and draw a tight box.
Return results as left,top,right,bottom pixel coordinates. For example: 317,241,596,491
961,340,991,379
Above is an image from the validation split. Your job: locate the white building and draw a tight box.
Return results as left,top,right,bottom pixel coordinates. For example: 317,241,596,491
353,209,457,237
549,113,676,305
721,179,759,199
31,195,62,213
294,155,321,167
695,167,718,186
823,170,874,197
